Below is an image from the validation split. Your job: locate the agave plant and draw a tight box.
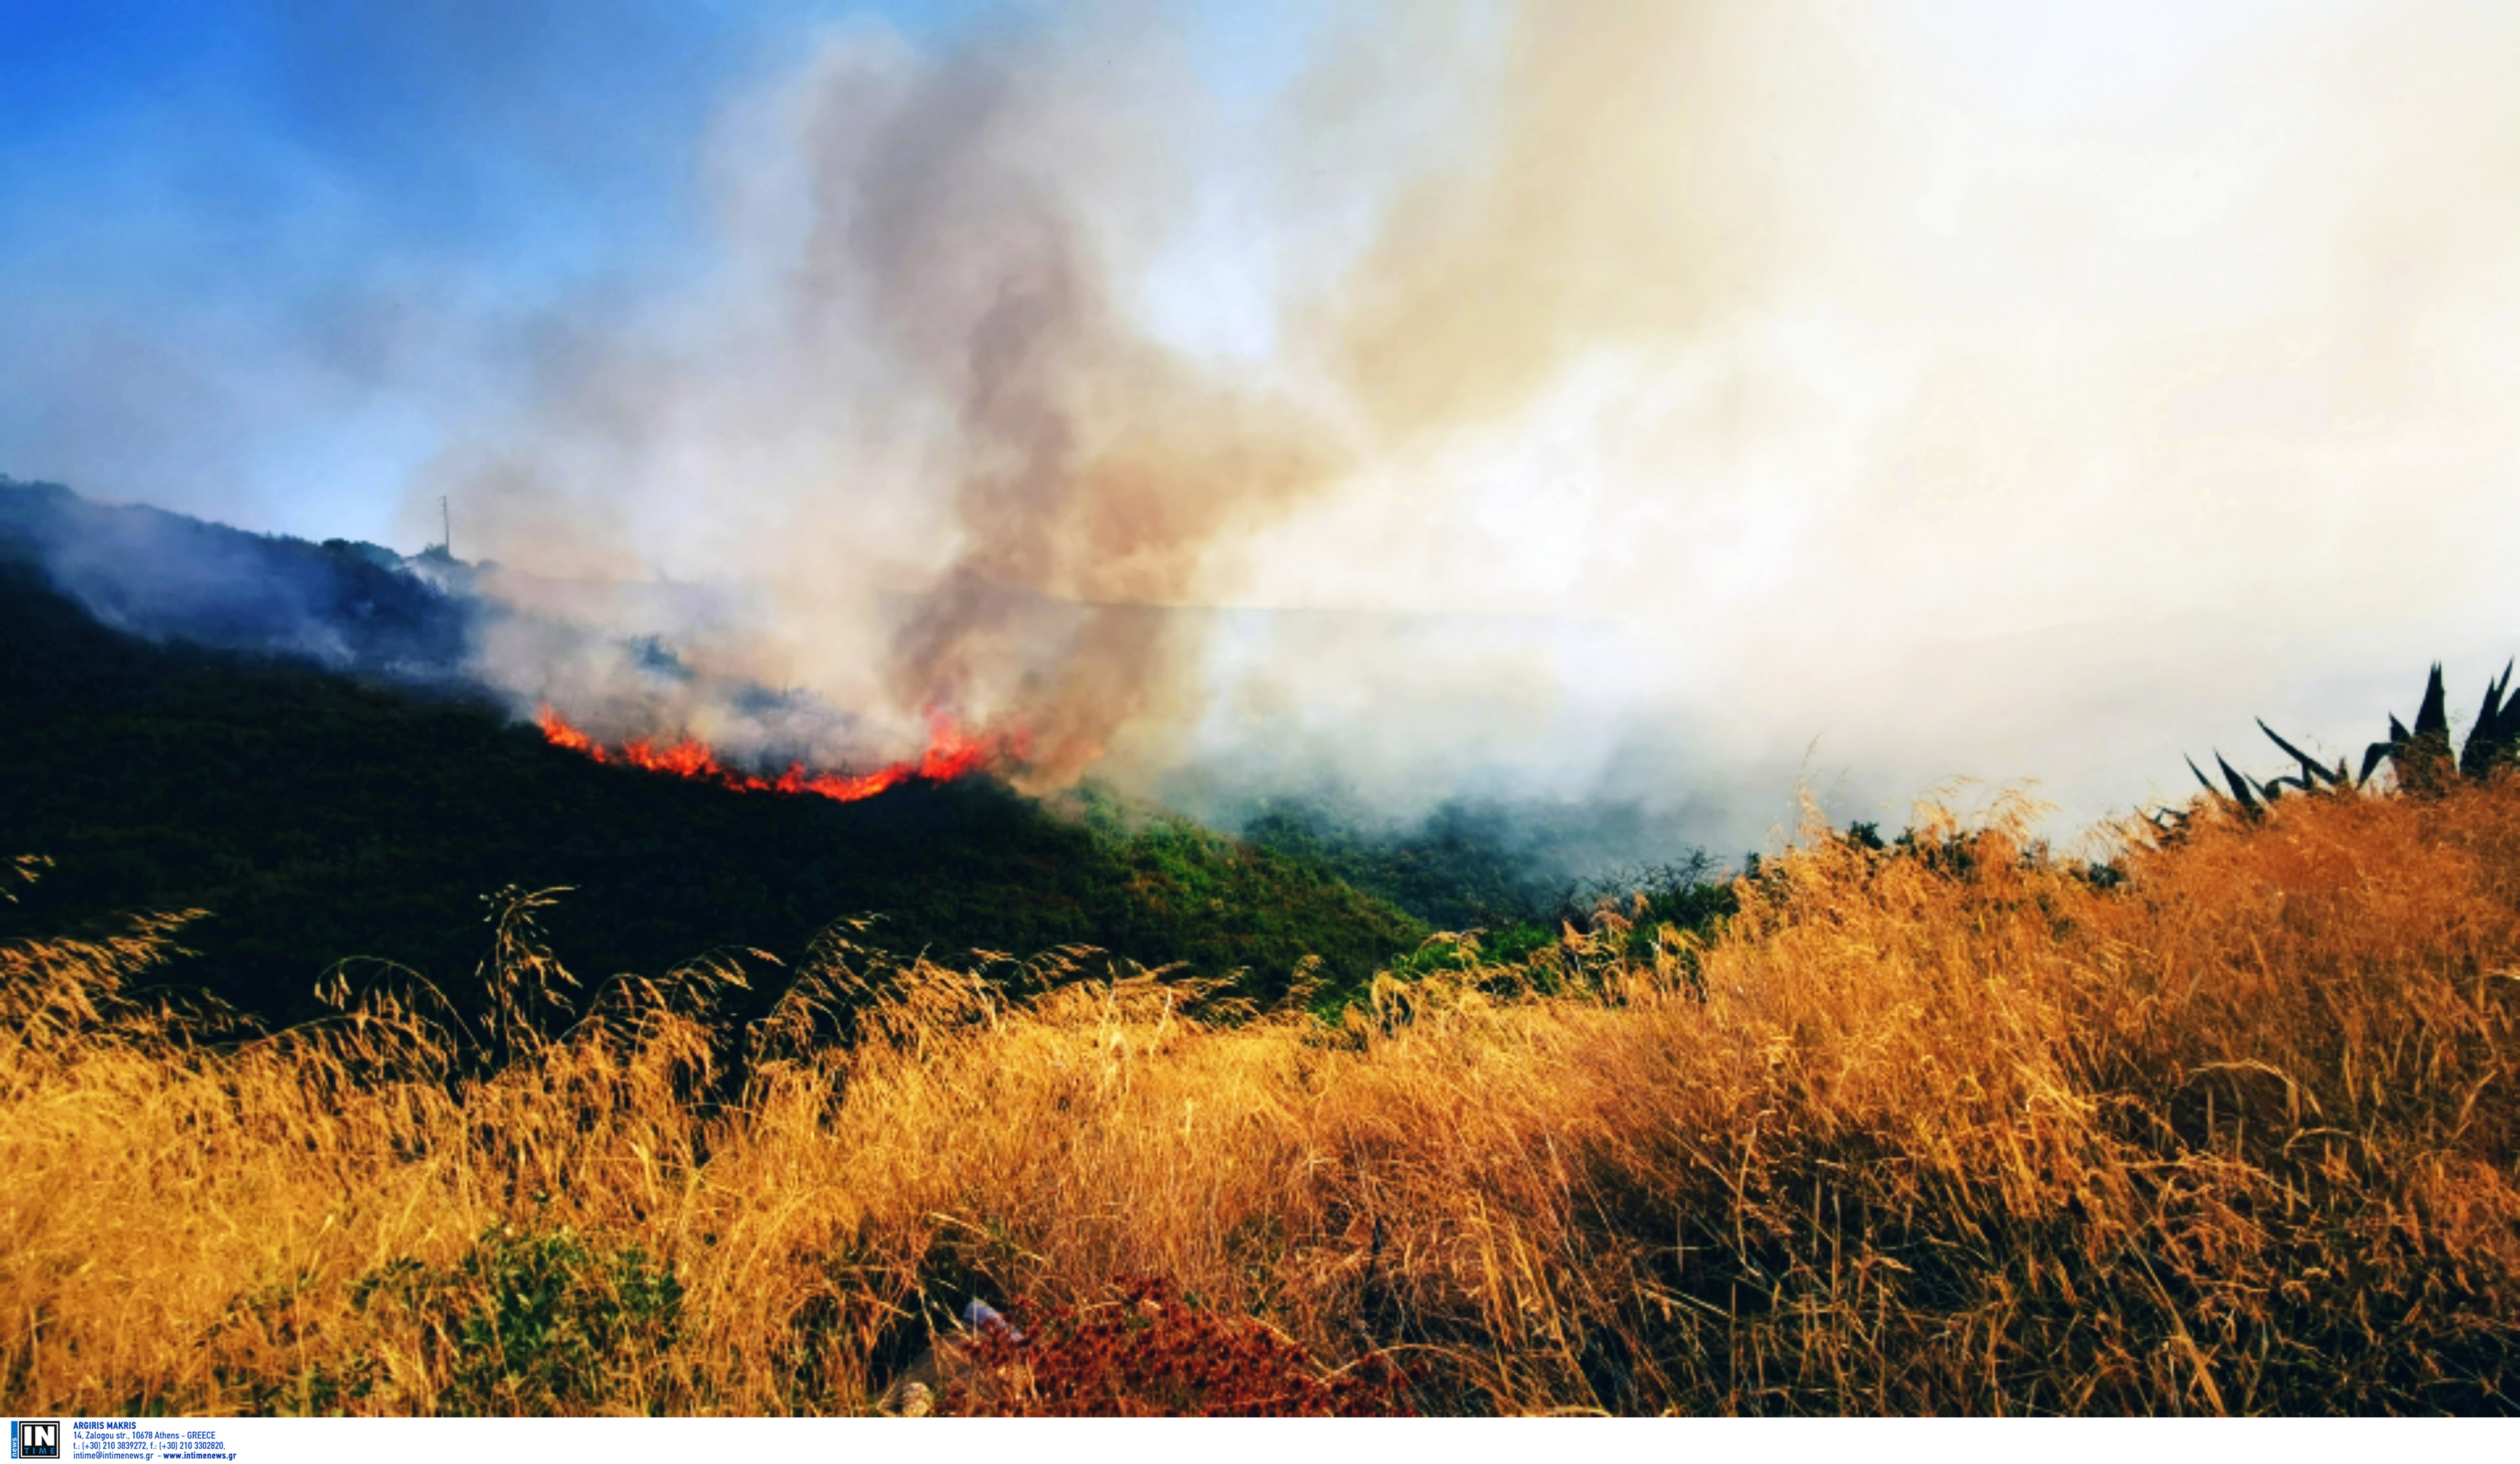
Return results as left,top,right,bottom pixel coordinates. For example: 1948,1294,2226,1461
2176,659,2519,820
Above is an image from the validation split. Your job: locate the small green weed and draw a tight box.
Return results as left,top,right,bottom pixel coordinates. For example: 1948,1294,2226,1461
354,1224,684,1414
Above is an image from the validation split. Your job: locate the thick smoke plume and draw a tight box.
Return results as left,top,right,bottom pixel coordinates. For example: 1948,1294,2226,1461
400,1,2520,855
437,22,1354,786
840,49,1345,784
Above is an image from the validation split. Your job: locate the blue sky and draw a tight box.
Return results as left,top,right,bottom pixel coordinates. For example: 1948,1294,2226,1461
0,1,1314,543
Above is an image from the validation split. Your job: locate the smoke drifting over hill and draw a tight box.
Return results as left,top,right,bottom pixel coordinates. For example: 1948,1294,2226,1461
11,3,2520,856
432,22,1351,789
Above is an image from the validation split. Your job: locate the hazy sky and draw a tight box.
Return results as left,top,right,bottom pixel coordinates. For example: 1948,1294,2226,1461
6,1,2517,853
0,1,967,537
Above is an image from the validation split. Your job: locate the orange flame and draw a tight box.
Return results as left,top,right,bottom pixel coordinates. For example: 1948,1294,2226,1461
536,705,609,763
534,704,1019,803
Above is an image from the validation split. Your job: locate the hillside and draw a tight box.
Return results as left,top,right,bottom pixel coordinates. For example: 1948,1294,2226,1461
8,476,2518,1413
0,537,1424,1025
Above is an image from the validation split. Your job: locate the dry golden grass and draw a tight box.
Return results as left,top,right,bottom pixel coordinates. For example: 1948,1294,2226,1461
3,781,2516,1415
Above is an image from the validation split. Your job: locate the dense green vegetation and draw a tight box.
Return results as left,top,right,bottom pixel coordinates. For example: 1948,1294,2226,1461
1236,798,1558,932
1238,796,1740,971
0,558,1424,1025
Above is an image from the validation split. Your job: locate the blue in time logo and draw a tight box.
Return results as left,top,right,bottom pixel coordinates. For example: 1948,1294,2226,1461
9,1423,60,1461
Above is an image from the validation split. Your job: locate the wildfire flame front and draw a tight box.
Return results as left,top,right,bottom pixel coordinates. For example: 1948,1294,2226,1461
534,705,1018,803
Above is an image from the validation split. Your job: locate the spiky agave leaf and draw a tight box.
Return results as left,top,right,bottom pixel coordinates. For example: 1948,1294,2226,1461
2459,658,2518,781
2183,755,2267,816
2361,711,2418,789
2391,665,2461,793
2214,753,2266,812
2257,719,2343,789
2186,657,2516,810
2416,664,2450,741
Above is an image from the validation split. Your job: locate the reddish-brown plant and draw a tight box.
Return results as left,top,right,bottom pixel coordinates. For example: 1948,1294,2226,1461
940,1276,1418,1417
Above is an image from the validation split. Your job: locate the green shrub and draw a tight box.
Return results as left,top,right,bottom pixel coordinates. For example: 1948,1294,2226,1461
353,1224,684,1414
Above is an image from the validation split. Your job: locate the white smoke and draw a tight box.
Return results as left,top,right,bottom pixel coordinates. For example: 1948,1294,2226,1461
398,1,2520,855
